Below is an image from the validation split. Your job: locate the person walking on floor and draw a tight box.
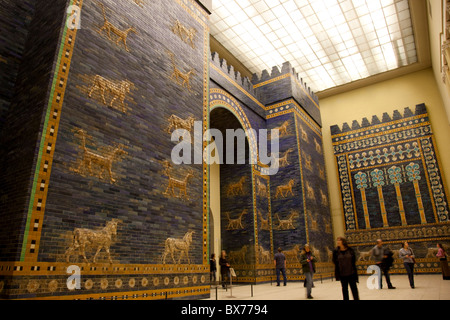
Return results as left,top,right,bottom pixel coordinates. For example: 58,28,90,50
382,246,395,288
210,253,217,286
399,241,416,288
274,247,287,286
371,239,395,289
219,250,231,289
332,236,359,300
300,244,316,299
436,243,450,280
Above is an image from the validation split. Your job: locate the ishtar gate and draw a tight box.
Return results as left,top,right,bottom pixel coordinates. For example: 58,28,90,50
0,0,449,300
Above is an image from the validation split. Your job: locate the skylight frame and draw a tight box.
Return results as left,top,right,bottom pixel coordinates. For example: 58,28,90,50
210,0,418,93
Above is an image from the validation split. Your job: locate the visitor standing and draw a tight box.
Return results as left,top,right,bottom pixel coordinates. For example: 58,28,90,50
399,241,415,288
210,253,217,285
371,239,395,289
381,246,395,289
300,244,316,299
332,237,360,300
219,250,230,289
436,243,450,280
274,247,287,286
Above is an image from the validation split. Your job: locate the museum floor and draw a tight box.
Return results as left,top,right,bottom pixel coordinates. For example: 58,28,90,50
205,274,450,300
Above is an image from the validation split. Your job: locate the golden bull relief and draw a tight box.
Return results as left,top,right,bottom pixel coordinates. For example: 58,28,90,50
255,178,267,197
88,75,133,113
314,138,323,154
299,125,308,143
65,219,121,264
303,153,312,171
305,181,316,201
274,179,294,199
257,245,271,264
284,244,301,263
161,231,195,264
307,210,318,231
228,245,248,265
319,189,328,206
273,120,290,137
317,163,325,180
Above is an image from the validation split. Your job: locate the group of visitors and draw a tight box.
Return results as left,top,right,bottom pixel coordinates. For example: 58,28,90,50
209,250,231,289
209,239,449,300
332,238,448,299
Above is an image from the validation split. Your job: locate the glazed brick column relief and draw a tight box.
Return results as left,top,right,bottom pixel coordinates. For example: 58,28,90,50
266,108,334,280
0,0,210,300
331,104,450,275
258,65,334,280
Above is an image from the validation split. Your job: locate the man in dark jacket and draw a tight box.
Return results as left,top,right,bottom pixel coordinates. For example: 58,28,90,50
219,250,230,289
300,244,316,299
274,247,287,286
381,247,396,289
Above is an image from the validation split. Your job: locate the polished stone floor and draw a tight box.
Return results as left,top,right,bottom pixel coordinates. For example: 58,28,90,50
205,274,450,300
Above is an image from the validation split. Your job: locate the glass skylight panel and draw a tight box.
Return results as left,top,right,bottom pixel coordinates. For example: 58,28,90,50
210,0,417,93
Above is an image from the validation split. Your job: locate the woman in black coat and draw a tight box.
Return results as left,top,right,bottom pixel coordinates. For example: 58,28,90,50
332,237,360,300
219,250,230,288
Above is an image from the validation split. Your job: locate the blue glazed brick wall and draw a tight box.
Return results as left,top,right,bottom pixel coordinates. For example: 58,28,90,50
220,163,255,262
40,0,207,265
210,49,334,280
0,0,211,299
0,0,336,297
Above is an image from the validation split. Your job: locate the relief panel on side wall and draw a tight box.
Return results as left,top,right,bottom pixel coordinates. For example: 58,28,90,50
331,104,450,273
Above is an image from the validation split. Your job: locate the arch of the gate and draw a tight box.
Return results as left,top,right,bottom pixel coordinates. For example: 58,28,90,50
209,89,274,283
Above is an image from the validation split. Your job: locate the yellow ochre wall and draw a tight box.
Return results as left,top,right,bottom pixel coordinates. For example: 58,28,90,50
320,67,450,240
